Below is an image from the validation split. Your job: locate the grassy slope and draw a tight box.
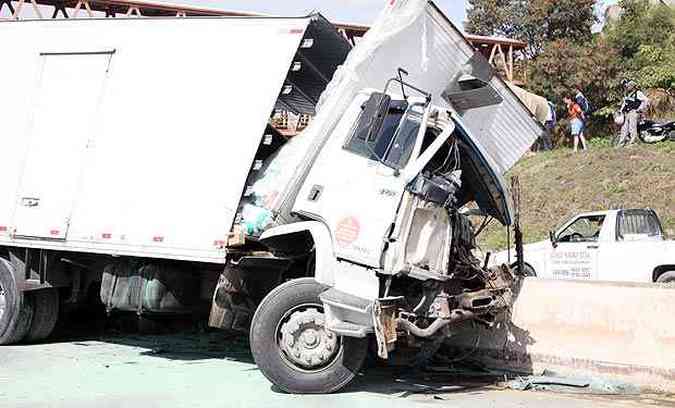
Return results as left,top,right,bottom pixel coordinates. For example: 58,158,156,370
479,140,675,251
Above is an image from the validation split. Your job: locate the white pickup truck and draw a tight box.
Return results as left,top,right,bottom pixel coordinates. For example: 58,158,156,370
491,209,675,283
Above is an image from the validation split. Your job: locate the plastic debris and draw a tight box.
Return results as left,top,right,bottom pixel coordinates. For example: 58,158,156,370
240,131,314,236
506,369,641,395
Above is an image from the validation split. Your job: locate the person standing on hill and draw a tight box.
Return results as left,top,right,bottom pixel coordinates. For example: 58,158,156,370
564,95,588,152
541,100,556,151
618,79,649,147
574,86,592,137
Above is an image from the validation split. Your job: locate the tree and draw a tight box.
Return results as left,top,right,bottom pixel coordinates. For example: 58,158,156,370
465,0,597,57
465,0,518,37
631,42,675,90
604,0,675,116
527,38,622,126
605,0,675,60
521,0,596,56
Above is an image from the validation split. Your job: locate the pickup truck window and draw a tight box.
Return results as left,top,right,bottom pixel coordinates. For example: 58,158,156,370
617,209,663,240
558,215,605,243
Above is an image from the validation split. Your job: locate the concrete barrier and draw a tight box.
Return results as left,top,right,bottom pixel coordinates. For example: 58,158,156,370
448,278,675,392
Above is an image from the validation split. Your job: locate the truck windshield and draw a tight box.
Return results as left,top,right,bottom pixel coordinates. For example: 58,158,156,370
383,112,421,169
345,100,422,169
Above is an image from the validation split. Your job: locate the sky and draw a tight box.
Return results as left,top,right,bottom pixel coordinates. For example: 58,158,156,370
173,0,468,26
170,0,619,30
6,0,620,31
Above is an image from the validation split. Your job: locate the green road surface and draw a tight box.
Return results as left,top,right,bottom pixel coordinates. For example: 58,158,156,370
1,332,673,408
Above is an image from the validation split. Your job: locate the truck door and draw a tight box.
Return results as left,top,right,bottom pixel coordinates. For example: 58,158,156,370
294,93,426,267
12,52,112,240
548,214,604,280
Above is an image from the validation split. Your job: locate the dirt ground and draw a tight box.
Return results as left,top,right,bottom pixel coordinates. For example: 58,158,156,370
2,326,675,408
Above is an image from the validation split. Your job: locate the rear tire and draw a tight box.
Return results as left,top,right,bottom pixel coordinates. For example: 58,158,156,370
0,258,34,345
656,271,675,284
250,278,368,394
24,289,59,343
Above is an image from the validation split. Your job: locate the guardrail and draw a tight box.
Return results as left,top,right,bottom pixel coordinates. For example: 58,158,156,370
448,278,675,392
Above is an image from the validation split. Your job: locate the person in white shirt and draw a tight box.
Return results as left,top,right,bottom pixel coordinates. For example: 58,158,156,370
541,100,556,150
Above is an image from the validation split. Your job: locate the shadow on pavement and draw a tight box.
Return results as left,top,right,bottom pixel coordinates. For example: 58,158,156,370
346,366,503,398
47,306,256,365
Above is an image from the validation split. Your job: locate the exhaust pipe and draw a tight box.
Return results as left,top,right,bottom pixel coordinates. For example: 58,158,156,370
397,309,475,338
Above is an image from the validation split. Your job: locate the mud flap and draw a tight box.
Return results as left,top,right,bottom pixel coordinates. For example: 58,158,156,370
372,297,402,359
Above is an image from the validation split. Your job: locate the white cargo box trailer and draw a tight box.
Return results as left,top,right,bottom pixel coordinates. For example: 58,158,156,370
0,15,348,263
0,0,543,395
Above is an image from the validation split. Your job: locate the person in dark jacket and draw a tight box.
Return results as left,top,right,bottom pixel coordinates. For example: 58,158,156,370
618,80,649,147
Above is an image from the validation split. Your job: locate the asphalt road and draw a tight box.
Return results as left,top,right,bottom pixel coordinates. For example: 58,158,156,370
3,328,675,408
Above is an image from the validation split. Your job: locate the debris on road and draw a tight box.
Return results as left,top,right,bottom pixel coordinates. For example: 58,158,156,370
506,370,641,395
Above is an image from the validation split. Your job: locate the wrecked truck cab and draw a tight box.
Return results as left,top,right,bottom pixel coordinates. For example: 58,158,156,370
242,0,544,395
249,86,517,394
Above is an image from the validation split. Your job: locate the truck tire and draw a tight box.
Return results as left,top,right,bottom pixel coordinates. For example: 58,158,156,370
511,262,536,277
250,278,368,394
521,263,537,277
656,271,675,284
24,289,59,343
0,259,34,345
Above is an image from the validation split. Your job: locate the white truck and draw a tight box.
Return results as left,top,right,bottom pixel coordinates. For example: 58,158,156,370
490,208,675,283
0,0,543,394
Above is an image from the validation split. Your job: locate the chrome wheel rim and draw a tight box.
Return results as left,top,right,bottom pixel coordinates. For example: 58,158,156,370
275,303,341,373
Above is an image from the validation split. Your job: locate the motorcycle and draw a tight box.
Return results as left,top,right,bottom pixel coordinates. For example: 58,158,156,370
613,111,675,145
638,118,675,143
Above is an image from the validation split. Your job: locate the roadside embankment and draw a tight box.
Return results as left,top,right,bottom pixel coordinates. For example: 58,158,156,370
480,142,675,250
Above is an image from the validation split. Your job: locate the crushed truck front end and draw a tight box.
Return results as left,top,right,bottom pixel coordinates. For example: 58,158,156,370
246,84,531,393
214,0,545,394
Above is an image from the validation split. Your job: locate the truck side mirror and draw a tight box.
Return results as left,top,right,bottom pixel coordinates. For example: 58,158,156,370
549,230,558,248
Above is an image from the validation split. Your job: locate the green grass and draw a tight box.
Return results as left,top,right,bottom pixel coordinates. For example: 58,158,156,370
477,142,675,251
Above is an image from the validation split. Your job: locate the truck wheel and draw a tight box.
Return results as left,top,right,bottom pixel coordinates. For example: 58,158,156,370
522,264,537,277
250,278,368,394
656,271,675,284
0,259,34,345
511,262,536,277
24,289,59,343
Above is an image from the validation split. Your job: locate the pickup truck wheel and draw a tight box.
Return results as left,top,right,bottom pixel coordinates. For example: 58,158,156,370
24,289,59,343
656,271,675,284
0,259,34,345
250,278,367,394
